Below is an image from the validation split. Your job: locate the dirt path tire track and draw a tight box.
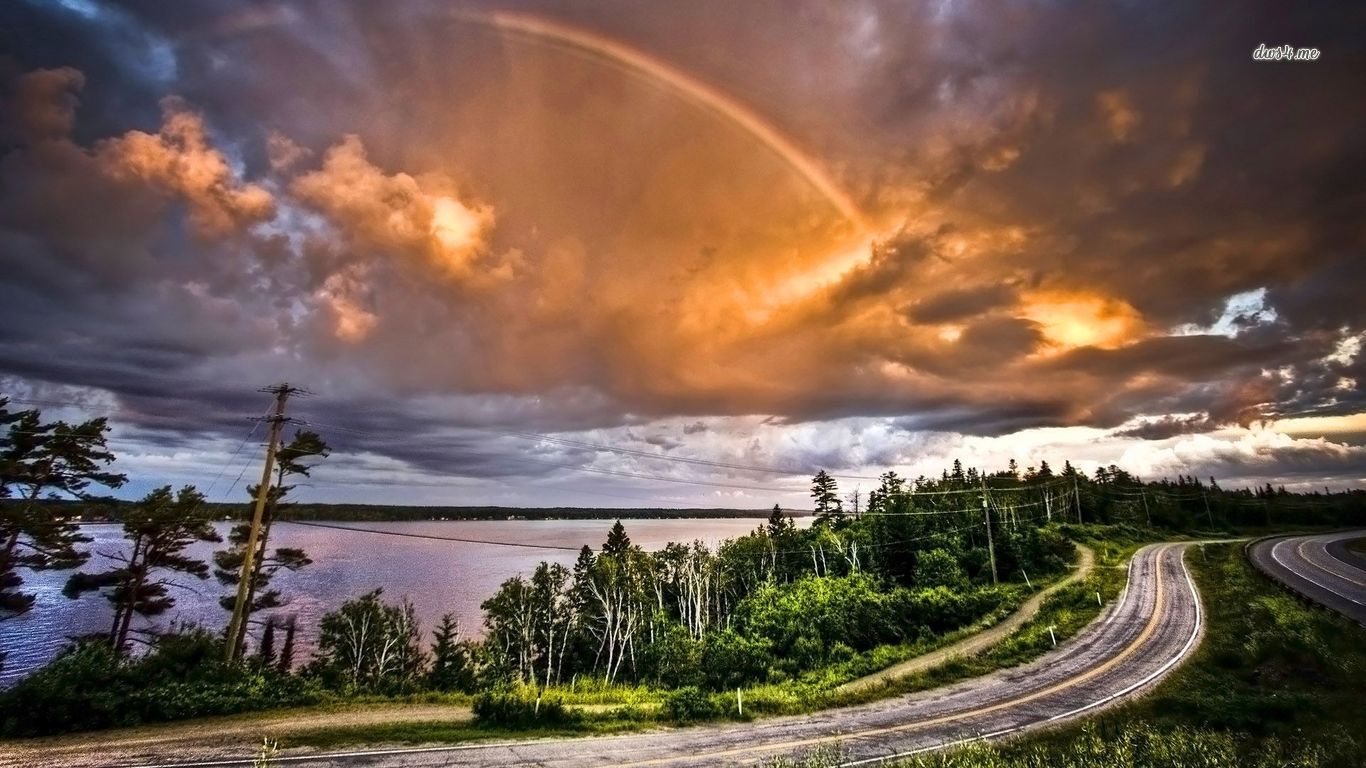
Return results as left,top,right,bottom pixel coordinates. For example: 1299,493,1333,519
838,543,1095,695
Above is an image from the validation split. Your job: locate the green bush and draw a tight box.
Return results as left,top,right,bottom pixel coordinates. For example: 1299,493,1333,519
662,685,719,722
471,690,572,727
700,629,774,689
0,629,322,737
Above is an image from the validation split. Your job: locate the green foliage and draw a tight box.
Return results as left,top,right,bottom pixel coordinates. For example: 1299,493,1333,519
63,484,221,651
427,612,476,692
914,548,967,589
312,589,425,693
887,722,1340,768
661,685,719,722
0,628,321,737
0,398,125,617
471,690,572,726
699,629,773,689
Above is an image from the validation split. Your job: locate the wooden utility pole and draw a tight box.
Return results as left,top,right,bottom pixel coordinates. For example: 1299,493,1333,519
1140,489,1152,528
225,384,301,662
1201,489,1214,528
1073,475,1083,524
981,480,998,584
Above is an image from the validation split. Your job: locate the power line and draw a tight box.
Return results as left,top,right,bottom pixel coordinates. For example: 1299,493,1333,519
283,520,583,552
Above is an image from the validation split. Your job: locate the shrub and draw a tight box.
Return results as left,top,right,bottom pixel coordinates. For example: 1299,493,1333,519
0,630,322,737
700,629,773,689
662,685,719,722
471,690,572,727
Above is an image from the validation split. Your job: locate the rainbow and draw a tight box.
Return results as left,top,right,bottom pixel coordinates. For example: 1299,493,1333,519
457,10,866,230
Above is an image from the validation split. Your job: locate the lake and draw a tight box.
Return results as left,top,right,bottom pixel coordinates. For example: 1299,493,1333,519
0,517,778,683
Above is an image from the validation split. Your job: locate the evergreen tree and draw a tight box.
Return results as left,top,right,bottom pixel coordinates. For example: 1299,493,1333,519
278,615,297,673
64,485,220,652
811,470,843,525
766,504,793,538
257,617,277,667
1,402,126,615
603,520,631,557
427,612,473,691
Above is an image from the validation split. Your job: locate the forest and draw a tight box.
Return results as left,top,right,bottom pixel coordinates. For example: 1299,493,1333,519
1,395,1363,737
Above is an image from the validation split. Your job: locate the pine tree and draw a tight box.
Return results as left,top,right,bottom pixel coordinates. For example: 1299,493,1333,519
427,612,472,691
258,616,277,667
811,470,843,525
1,403,126,615
278,615,297,673
64,485,220,651
766,504,793,538
603,520,631,557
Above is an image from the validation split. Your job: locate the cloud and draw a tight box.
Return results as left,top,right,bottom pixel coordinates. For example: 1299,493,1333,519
2,66,86,143
97,97,275,236
0,0,1363,501
289,134,504,287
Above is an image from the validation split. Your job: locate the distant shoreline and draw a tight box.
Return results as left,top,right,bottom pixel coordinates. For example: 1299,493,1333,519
8,499,807,523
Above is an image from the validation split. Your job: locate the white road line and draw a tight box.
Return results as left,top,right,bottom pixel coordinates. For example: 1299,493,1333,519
1300,535,1366,588
1270,539,1366,607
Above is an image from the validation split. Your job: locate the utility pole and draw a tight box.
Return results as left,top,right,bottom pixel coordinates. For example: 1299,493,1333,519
1201,489,1214,528
1140,489,1151,528
981,480,998,584
1073,474,1083,524
225,383,303,662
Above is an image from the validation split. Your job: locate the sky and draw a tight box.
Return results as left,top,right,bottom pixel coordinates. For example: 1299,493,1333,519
1,0,1363,508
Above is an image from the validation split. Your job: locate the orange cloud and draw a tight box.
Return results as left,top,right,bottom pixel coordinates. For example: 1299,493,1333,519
1021,290,1146,351
99,98,274,236
289,135,503,285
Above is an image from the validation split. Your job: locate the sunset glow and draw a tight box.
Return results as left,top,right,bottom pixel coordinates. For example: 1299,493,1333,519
0,1,1361,504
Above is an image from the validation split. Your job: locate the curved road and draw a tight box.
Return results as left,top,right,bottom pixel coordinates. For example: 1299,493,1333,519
1247,530,1366,627
95,543,1204,768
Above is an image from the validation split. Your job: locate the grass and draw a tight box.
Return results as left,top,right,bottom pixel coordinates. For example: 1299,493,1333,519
767,540,1365,768
280,710,657,750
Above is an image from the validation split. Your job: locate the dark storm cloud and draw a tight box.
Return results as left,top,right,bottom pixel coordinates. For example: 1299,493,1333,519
0,0,1362,497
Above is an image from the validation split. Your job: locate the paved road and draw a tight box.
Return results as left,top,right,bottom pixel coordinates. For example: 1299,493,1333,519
84,543,1202,768
1247,530,1366,626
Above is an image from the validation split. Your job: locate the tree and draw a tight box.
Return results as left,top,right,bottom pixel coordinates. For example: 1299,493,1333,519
530,561,574,687
811,470,843,526
257,617,278,668
278,615,298,673
315,589,424,690
427,613,474,691
1,401,126,616
63,485,221,652
603,520,631,557
216,430,328,653
766,504,793,538
482,575,536,681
